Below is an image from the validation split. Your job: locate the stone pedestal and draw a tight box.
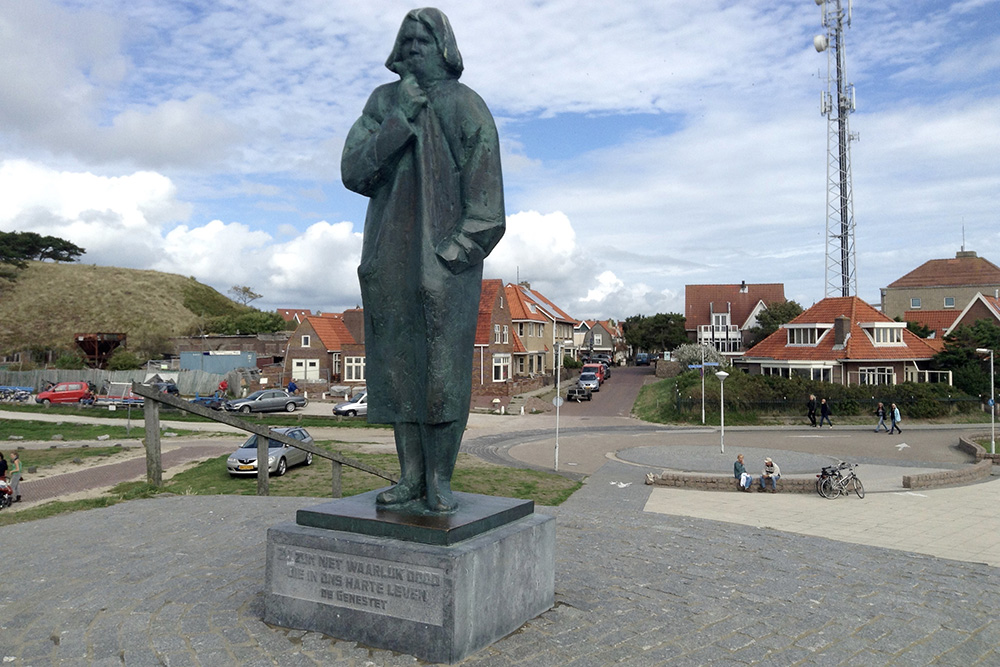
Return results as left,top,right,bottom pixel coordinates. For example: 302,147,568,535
264,489,555,664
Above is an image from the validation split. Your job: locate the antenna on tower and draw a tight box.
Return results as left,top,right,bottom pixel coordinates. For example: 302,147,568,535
814,0,858,298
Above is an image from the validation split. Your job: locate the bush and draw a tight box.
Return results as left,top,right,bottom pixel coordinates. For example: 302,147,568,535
107,349,143,371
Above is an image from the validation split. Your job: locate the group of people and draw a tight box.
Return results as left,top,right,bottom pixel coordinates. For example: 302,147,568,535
733,453,781,493
806,395,902,433
0,450,22,503
806,395,835,428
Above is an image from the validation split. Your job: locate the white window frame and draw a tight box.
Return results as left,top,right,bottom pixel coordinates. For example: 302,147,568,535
345,356,366,382
911,297,921,309
503,325,509,344
301,335,310,347
492,353,510,382
944,296,955,308
859,366,895,385
494,324,501,344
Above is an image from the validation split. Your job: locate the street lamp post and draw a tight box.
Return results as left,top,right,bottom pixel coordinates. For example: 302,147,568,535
716,370,729,454
977,348,995,454
554,339,574,471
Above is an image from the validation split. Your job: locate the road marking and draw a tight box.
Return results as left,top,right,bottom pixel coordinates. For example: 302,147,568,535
895,443,910,450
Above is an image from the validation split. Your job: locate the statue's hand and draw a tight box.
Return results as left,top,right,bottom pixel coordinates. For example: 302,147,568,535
398,74,427,121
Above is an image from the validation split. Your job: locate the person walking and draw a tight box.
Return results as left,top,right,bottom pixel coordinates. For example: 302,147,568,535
734,454,753,492
807,394,817,427
874,402,890,432
819,398,834,428
8,451,21,502
889,403,902,434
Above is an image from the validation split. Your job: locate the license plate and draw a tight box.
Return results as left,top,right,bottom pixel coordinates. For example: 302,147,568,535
238,465,254,470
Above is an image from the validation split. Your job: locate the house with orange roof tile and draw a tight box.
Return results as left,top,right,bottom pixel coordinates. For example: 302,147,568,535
904,309,959,339
944,292,1000,336
283,310,364,387
473,279,517,386
881,250,1000,320
685,282,786,357
575,319,625,364
276,308,313,324
738,296,949,386
504,282,577,375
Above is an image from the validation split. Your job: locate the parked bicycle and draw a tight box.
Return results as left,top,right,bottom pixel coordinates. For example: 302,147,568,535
818,461,864,499
815,462,849,497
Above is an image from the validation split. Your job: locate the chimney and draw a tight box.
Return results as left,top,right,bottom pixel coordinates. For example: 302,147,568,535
740,280,748,293
834,315,850,346
343,308,365,344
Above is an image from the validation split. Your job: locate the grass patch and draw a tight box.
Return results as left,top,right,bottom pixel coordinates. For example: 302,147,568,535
0,419,198,442
0,481,162,527
0,405,390,430
162,446,580,506
11,444,142,470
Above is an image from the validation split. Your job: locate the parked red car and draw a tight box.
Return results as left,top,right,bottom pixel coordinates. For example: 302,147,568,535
35,381,94,405
582,363,606,384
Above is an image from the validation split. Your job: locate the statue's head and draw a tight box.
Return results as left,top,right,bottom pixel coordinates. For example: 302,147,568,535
386,8,463,81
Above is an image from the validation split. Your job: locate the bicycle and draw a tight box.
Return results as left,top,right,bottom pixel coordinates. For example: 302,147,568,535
819,461,864,499
815,462,849,497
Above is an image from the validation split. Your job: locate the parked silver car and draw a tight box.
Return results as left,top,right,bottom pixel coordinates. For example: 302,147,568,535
226,426,314,477
224,389,307,413
333,390,367,417
578,372,600,392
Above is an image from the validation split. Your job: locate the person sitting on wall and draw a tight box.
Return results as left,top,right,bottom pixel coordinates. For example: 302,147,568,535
734,453,753,492
759,457,781,493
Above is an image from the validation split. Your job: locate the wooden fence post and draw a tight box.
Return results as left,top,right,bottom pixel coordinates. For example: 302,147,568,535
331,461,342,498
257,433,270,496
143,398,162,487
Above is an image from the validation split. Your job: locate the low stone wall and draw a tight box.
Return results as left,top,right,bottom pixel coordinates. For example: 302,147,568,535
957,434,1000,463
648,472,817,494
902,457,993,490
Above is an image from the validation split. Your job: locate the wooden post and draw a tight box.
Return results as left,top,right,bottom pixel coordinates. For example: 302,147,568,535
331,460,342,498
257,433,270,496
143,398,162,487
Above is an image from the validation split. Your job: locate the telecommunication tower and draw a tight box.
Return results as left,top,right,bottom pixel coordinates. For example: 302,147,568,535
813,0,858,298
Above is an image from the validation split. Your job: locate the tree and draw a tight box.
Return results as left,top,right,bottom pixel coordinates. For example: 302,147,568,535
0,231,85,268
745,300,803,348
623,313,687,353
932,321,1000,396
205,310,285,335
672,343,728,368
228,285,262,306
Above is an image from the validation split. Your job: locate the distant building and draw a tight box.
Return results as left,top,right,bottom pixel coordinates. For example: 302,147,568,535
738,296,948,386
685,282,786,356
881,250,1000,320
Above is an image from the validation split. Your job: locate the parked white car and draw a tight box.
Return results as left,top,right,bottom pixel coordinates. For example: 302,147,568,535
333,390,367,417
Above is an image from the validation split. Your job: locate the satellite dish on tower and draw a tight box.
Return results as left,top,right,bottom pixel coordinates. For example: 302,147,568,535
813,35,828,52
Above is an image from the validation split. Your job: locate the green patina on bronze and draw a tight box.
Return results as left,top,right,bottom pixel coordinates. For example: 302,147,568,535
341,8,505,514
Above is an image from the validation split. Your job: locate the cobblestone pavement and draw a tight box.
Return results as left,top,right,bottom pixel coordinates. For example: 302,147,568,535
3,457,1000,665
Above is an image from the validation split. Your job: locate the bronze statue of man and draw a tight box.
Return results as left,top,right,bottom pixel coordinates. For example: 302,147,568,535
342,8,505,513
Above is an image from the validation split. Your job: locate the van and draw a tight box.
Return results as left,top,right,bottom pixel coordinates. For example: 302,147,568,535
35,381,93,405
635,353,650,366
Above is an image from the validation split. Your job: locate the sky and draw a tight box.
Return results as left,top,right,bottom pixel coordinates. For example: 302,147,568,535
1,0,998,322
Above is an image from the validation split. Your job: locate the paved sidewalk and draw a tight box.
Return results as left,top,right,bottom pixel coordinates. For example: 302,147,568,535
3,458,1000,664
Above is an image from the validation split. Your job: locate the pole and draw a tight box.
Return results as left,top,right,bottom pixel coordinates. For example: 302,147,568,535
720,378,725,454
555,343,561,471
701,346,706,425
991,351,995,454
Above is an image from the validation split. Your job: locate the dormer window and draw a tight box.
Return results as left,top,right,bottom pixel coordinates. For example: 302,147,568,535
860,322,906,346
787,326,821,345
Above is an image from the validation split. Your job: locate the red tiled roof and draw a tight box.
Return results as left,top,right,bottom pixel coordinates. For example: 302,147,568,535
504,283,572,323
888,252,1000,288
745,296,940,362
305,314,355,350
475,279,504,346
511,330,527,354
904,310,959,339
277,308,312,322
685,283,786,330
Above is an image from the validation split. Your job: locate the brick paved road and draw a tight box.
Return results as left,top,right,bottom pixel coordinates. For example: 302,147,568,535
2,457,999,665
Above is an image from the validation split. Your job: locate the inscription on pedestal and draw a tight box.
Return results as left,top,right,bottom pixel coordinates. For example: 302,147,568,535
270,544,445,625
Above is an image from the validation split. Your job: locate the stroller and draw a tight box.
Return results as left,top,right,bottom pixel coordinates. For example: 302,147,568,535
0,476,12,510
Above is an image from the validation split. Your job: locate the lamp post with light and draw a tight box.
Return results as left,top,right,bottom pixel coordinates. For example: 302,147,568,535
553,339,574,471
976,348,995,454
716,370,729,454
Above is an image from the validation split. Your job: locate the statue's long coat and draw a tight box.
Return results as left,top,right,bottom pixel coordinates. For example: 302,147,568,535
341,78,505,425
